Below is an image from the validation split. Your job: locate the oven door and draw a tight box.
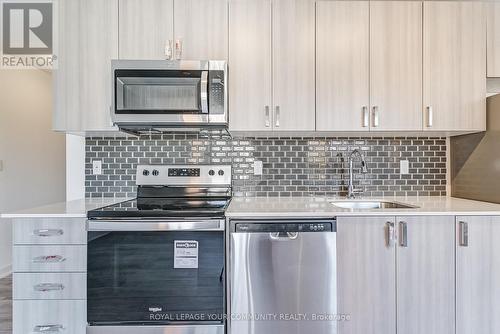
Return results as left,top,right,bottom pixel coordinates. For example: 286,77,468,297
86,220,225,334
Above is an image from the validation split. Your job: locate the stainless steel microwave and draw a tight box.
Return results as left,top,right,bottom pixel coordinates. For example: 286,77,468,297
111,60,227,132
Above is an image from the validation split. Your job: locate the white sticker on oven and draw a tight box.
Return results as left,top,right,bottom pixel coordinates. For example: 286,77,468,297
174,240,199,269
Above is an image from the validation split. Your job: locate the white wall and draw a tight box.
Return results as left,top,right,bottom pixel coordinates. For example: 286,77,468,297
66,134,85,201
0,70,66,277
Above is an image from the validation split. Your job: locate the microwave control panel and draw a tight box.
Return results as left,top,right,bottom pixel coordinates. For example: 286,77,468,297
209,71,225,115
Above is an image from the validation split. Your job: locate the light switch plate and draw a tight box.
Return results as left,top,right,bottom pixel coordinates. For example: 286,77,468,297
92,160,102,175
400,160,409,175
253,160,263,175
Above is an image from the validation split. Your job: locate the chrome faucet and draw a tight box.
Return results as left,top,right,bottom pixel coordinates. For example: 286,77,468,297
347,149,368,198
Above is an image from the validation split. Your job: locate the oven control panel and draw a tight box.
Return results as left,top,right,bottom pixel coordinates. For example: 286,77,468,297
168,168,201,177
136,165,231,186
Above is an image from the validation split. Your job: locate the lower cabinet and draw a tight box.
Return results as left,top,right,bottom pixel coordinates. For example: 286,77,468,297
337,216,455,334
456,216,500,334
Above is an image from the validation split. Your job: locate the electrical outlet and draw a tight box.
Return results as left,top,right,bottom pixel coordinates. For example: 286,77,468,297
92,160,102,175
400,160,409,175
253,160,263,175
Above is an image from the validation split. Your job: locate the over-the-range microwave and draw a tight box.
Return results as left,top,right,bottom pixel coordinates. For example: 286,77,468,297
111,60,227,133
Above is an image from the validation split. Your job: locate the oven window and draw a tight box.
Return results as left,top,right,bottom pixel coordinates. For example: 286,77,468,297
87,231,224,325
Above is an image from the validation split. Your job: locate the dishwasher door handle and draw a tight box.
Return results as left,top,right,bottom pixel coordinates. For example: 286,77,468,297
269,232,299,240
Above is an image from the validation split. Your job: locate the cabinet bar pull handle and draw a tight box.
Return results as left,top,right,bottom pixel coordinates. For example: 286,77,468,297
265,106,270,127
459,221,469,247
275,106,280,127
386,221,395,247
34,283,65,292
33,229,63,237
372,106,379,127
362,106,369,127
399,221,408,247
33,255,66,263
33,325,64,333
427,106,433,127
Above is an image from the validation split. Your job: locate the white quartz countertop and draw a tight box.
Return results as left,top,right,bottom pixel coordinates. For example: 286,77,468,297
226,196,500,218
0,198,130,219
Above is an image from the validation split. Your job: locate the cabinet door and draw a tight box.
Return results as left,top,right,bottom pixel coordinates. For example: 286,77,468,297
396,216,455,334
174,0,228,60
456,216,500,334
228,0,272,132
487,3,500,77
370,1,422,131
53,0,80,131
272,0,315,131
423,1,486,132
80,0,118,131
337,216,396,334
316,1,369,132
119,0,173,59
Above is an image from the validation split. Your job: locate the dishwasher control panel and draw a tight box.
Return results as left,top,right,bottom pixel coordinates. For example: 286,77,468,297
234,221,336,233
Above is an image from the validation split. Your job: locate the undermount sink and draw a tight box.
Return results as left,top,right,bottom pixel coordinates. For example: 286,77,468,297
331,200,418,210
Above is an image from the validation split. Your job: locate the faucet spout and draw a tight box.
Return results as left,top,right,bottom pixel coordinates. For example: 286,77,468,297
347,149,369,198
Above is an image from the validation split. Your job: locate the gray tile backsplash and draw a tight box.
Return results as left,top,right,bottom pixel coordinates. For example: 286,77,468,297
85,134,447,198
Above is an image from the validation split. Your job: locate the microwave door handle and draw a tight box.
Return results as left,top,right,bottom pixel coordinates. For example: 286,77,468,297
200,71,209,114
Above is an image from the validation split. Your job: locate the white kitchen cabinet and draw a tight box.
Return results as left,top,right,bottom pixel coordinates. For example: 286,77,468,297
229,0,315,132
119,0,173,59
487,2,500,78
228,0,272,131
53,0,80,132
316,1,370,132
337,216,396,334
423,1,486,132
174,0,228,60
456,216,500,334
370,1,422,131
271,0,315,131
396,216,455,334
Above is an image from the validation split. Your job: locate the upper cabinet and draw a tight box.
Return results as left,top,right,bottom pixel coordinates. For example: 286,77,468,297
174,0,228,60
229,0,315,132
119,0,173,59
423,1,486,132
316,1,422,132
54,0,118,132
487,2,500,78
228,0,272,132
316,1,370,132
370,1,422,131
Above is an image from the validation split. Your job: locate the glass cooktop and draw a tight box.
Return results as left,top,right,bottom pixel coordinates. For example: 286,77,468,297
87,197,230,219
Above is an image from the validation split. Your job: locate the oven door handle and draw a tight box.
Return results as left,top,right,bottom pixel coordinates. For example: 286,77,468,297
87,220,224,232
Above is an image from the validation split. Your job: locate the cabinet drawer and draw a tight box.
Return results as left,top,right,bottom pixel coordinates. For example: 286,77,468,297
13,245,86,272
13,300,86,334
13,218,86,245
13,273,86,300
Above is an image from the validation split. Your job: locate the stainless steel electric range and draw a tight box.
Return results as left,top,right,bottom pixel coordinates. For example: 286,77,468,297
86,165,231,334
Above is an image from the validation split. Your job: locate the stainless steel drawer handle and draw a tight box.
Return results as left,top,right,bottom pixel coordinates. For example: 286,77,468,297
33,324,64,333
34,283,65,292
426,106,433,127
33,229,64,237
459,221,469,247
386,222,395,247
399,222,408,247
33,255,66,263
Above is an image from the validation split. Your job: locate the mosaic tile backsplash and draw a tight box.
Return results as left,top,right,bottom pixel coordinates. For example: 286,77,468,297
85,134,447,198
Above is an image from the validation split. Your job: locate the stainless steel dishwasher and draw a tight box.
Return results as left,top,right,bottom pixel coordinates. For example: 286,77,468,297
229,220,337,334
